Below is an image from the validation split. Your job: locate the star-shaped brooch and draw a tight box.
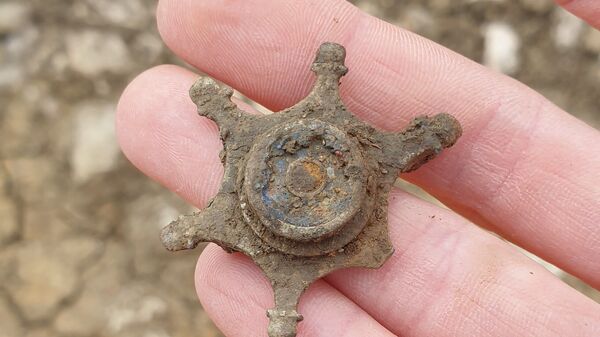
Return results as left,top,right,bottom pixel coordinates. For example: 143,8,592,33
161,42,462,337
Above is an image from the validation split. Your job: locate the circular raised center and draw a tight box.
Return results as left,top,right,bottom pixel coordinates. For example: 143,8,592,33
241,118,371,254
285,158,326,197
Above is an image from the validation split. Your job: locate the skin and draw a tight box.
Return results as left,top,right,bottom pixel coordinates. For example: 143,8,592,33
116,1,600,336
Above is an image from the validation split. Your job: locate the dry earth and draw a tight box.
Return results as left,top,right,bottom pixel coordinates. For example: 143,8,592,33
0,0,598,336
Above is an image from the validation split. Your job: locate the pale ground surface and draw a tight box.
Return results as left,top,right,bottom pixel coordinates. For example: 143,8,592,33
0,0,598,336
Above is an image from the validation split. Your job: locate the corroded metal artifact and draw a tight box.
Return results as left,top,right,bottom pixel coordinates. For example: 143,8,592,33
161,42,462,337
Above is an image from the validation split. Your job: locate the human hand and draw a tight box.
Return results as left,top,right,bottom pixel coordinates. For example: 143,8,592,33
116,1,600,336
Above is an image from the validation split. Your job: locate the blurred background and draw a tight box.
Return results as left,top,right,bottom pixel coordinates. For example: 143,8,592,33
0,0,598,336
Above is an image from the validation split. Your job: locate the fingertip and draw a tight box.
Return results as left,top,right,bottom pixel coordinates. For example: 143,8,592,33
195,244,272,336
115,64,224,208
155,0,181,56
116,64,198,158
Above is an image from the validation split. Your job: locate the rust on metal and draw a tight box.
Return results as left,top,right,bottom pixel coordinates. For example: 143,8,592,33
161,42,462,337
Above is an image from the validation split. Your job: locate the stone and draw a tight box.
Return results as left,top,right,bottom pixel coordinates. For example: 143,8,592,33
0,26,39,91
3,241,79,322
484,22,521,75
428,0,452,12
56,235,104,269
54,241,131,336
22,206,73,241
71,101,120,182
105,284,168,334
53,287,102,336
355,1,383,17
0,196,19,246
106,282,222,337
85,0,151,29
168,299,223,337
159,253,203,300
0,66,25,91
23,329,60,337
4,26,39,60
0,99,37,156
0,81,66,156
4,157,62,204
0,2,30,33
583,27,600,54
519,0,553,13
55,263,220,337
0,295,24,337
133,33,165,65
66,30,131,76
396,5,435,36
0,246,17,283
124,195,183,276
553,8,584,50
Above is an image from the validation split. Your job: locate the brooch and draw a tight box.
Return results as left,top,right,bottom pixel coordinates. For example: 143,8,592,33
161,42,461,337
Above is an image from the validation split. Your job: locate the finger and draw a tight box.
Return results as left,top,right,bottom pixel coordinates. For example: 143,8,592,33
195,245,396,337
326,190,600,336
116,65,224,208
156,0,600,287
116,65,262,207
557,0,600,29
117,67,600,337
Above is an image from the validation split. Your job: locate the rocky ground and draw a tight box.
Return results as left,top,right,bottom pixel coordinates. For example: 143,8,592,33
0,0,598,336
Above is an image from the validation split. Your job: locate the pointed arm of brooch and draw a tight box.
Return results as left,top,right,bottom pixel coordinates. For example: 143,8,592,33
380,113,462,173
189,77,255,128
160,194,240,252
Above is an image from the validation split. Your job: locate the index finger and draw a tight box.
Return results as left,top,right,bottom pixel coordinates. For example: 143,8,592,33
156,0,600,287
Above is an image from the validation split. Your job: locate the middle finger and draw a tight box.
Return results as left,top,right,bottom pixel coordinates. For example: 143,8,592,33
156,0,600,287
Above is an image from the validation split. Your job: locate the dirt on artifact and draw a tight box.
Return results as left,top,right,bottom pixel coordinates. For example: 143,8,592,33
161,43,460,337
